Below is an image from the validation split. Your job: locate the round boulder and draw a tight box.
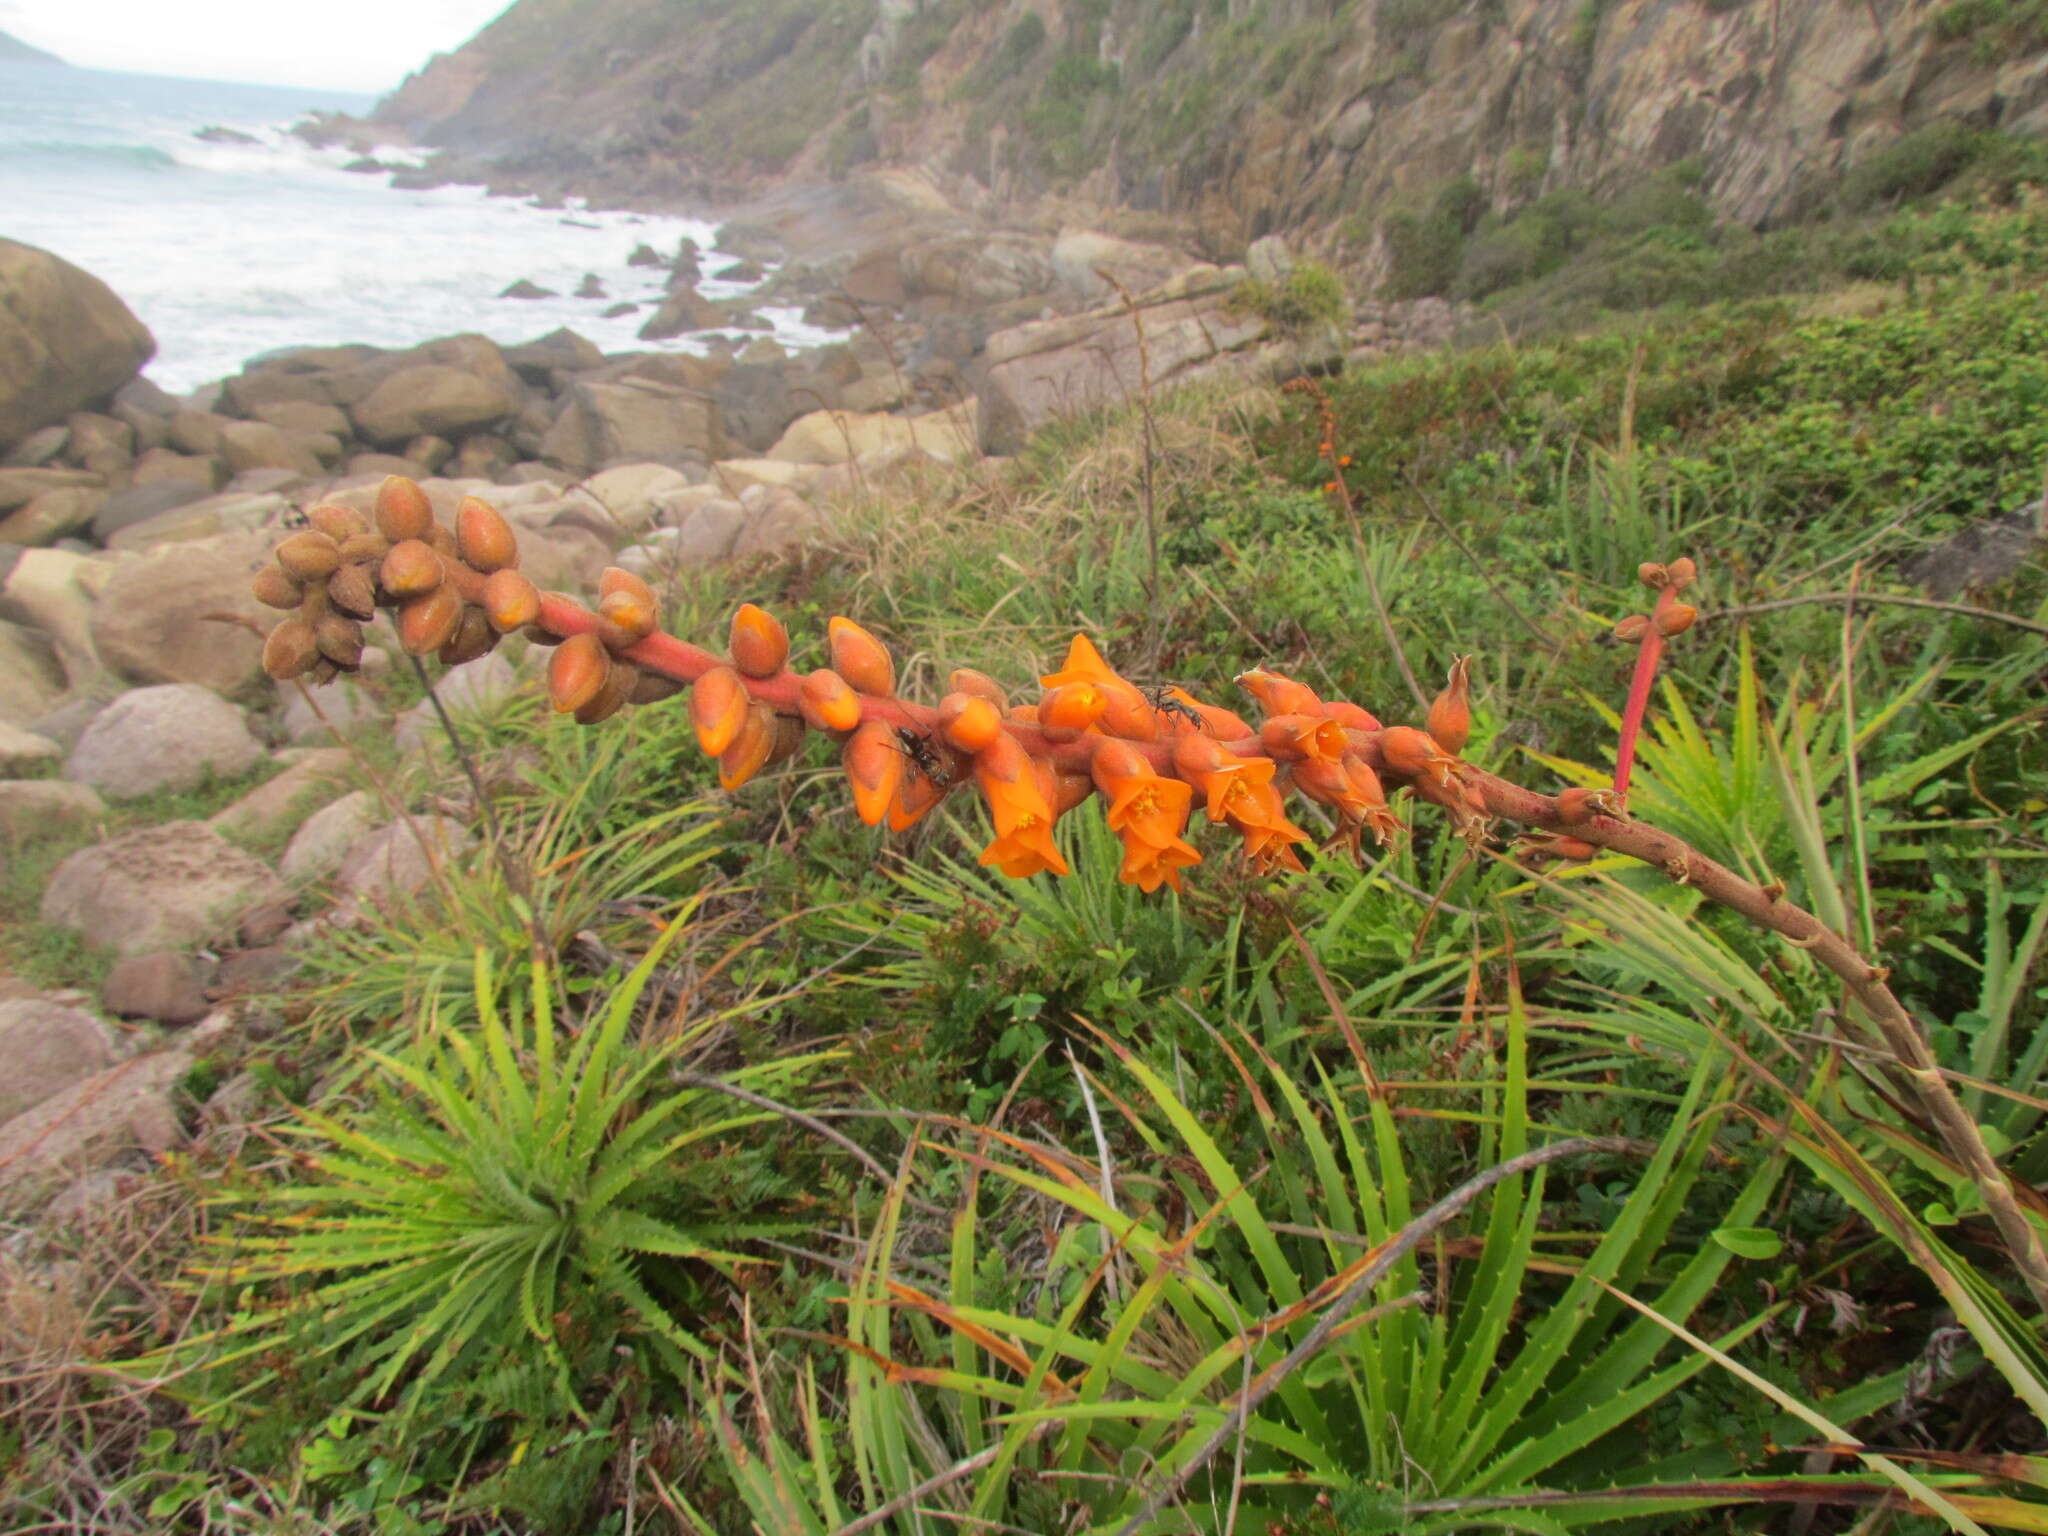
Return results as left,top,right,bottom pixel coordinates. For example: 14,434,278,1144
65,684,263,799
0,998,116,1124
0,240,155,451
41,820,289,957
88,529,275,694
351,365,517,447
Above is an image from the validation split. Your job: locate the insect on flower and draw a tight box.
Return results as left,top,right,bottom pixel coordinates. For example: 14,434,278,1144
895,726,953,788
1142,684,1210,733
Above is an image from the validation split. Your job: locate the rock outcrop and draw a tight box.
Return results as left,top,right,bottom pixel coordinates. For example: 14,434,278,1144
0,242,155,452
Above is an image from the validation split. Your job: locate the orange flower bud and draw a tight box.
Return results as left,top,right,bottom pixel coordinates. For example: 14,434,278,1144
1638,561,1668,589
1425,655,1472,757
767,713,807,766
1667,556,1698,590
262,618,318,680
328,563,376,620
439,605,496,667
828,616,895,696
599,588,657,649
1192,702,1257,741
719,700,778,790
306,503,367,542
1556,787,1597,824
1097,683,1160,741
575,657,637,724
1655,602,1697,637
843,720,906,824
798,668,862,733
309,612,363,668
1260,713,1347,763
1006,703,1042,727
690,665,750,756
937,692,1002,754
549,632,611,713
1613,614,1650,643
455,496,518,572
1039,682,1107,735
482,568,542,633
729,602,790,678
374,475,434,543
1554,836,1598,861
396,587,463,655
948,667,1008,711
251,565,302,610
380,539,443,598
599,566,656,607
1378,725,1456,785
1236,668,1321,717
1322,700,1382,733
276,530,341,582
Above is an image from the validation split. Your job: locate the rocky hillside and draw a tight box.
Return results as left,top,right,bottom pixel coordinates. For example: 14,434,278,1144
376,0,2048,265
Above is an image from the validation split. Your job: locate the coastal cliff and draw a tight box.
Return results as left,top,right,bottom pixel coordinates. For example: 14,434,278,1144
375,0,2048,261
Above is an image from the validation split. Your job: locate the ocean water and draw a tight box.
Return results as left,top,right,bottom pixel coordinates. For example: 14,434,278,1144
0,61,840,394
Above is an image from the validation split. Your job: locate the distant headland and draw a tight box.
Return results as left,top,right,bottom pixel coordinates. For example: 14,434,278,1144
0,29,66,65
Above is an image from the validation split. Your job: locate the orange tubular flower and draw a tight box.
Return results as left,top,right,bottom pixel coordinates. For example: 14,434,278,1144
973,734,1070,878
1090,740,1201,888
1380,725,1459,789
1236,668,1323,717
843,720,905,825
1171,735,1310,871
1039,682,1108,736
1260,713,1349,764
1039,634,1124,692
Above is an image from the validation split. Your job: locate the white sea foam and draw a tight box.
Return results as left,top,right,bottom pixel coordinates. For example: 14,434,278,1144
0,61,848,395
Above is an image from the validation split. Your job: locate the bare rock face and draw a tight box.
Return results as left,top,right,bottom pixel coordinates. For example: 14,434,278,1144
334,814,472,910
979,266,1265,452
0,998,116,1124
767,403,976,466
65,684,263,799
540,379,726,475
0,1049,191,1215
636,284,725,341
89,529,275,694
0,617,67,726
351,364,518,447
210,746,351,840
42,820,288,957
0,240,155,451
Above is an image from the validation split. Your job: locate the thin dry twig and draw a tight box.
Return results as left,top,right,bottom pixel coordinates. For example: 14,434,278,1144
1703,592,2048,640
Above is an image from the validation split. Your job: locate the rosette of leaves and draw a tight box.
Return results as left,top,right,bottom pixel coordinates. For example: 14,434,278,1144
176,921,836,1463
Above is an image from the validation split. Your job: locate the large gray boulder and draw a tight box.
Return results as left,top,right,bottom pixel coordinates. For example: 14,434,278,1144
540,379,725,475
280,789,380,883
89,529,275,693
0,240,155,451
351,364,518,446
66,684,263,799
0,1049,191,1215
42,820,288,957
0,998,116,1125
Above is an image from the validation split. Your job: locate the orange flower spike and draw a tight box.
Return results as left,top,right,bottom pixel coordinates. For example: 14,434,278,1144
828,616,895,696
1039,681,1107,736
729,602,790,678
718,700,779,791
1236,667,1323,717
797,668,862,734
690,665,750,756
1425,655,1473,756
972,734,1070,878
948,667,1009,711
1260,713,1348,764
843,720,906,825
937,691,1003,754
1380,725,1459,788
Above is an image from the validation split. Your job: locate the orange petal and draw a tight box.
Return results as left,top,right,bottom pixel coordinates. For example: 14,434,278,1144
937,692,1002,754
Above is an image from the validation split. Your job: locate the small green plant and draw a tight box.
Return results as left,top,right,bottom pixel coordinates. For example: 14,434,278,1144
172,932,835,1506
1236,256,1350,333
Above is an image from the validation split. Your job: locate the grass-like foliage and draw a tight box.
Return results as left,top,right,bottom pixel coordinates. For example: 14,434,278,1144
168,928,835,1520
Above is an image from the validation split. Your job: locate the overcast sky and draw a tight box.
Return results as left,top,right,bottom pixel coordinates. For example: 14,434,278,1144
1,0,510,93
